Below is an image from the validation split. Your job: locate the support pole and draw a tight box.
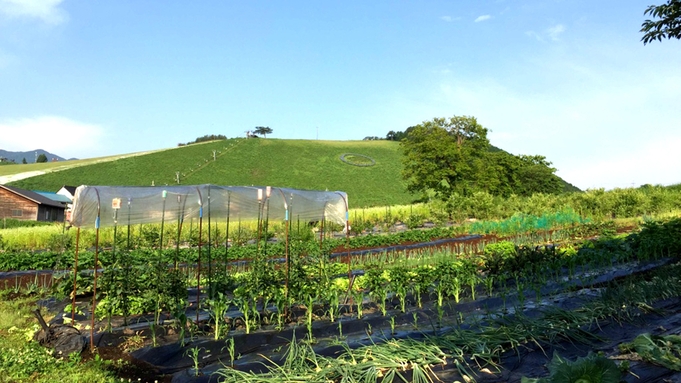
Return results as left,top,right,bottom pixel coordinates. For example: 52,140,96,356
263,186,271,256
108,207,119,332
196,189,203,324
207,186,212,298
123,198,132,326
71,227,80,322
256,188,263,252
157,191,167,328
224,191,231,275
90,191,101,352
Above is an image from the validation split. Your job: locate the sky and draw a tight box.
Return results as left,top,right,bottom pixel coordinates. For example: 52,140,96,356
0,0,679,191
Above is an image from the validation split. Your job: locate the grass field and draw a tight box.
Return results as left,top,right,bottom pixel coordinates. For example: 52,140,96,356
8,138,414,207
0,149,168,181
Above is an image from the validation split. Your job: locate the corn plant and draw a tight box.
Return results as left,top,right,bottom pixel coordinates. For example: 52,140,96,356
351,286,364,319
388,265,410,313
364,266,389,316
232,287,258,334
185,347,203,377
412,265,435,308
206,292,230,340
323,279,343,323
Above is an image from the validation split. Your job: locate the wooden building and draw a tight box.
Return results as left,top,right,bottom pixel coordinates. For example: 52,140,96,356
0,185,66,222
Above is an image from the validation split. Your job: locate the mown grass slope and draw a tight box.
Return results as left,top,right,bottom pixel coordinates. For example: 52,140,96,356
10,139,412,207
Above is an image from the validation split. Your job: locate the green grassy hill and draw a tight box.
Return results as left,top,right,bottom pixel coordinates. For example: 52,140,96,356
9,139,412,207
7,138,581,207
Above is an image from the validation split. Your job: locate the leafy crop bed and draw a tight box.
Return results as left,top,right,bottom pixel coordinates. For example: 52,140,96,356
6,218,681,382
1,219,681,382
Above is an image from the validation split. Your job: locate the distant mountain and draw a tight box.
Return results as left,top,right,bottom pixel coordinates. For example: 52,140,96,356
0,149,75,164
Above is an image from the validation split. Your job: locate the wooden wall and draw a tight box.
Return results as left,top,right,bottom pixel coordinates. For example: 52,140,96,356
0,188,38,220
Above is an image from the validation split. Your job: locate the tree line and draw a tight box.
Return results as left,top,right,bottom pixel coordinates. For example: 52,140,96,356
178,134,228,146
398,116,570,200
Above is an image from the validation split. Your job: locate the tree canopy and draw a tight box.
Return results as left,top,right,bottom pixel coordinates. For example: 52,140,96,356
36,154,48,163
641,0,681,44
400,115,565,200
400,116,489,198
254,126,273,138
178,134,227,146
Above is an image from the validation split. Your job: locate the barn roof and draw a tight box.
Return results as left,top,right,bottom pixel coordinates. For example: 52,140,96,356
0,185,66,209
34,191,73,204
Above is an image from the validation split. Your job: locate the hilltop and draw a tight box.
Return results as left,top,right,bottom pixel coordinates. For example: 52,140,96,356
6,138,579,207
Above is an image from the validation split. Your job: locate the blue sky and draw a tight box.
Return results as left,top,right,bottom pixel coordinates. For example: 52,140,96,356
0,1,679,191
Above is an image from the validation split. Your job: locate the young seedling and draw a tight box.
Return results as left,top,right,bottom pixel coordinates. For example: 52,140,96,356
185,346,203,376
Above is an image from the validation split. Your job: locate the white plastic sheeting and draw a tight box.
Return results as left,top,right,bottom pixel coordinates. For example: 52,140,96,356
70,185,349,229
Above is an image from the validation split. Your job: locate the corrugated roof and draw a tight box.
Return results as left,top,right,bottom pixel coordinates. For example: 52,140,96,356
34,191,72,204
0,185,66,209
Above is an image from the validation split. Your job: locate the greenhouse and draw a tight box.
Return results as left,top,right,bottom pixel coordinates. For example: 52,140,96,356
70,184,349,228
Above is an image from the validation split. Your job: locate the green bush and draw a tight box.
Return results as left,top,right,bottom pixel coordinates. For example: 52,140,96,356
0,218,54,229
482,241,516,274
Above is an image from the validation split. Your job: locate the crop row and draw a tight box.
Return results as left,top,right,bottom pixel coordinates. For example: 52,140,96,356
51,218,681,343
0,209,599,271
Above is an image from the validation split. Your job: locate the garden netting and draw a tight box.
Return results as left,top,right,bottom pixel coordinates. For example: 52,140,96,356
70,185,348,228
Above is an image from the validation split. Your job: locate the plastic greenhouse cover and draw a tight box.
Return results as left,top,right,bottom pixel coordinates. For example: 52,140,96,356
70,185,349,229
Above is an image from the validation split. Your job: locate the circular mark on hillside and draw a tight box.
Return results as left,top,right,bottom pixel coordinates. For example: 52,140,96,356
339,153,376,167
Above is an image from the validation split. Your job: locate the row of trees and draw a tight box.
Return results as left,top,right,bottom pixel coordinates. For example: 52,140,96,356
399,116,567,200
426,184,681,222
178,134,228,146
1,155,47,164
178,127,275,147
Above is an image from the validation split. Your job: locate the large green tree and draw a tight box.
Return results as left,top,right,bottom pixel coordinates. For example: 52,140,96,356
400,116,566,200
641,0,681,44
36,154,48,163
400,116,489,198
513,155,564,196
477,152,563,197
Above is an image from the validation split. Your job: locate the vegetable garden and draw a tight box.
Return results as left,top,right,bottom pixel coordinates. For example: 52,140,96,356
2,184,681,382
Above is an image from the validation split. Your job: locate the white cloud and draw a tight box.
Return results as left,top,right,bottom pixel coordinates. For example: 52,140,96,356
440,15,462,22
0,47,18,69
546,24,565,41
0,116,105,158
559,135,681,189
0,0,68,25
525,24,565,43
474,15,491,23
525,30,543,42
